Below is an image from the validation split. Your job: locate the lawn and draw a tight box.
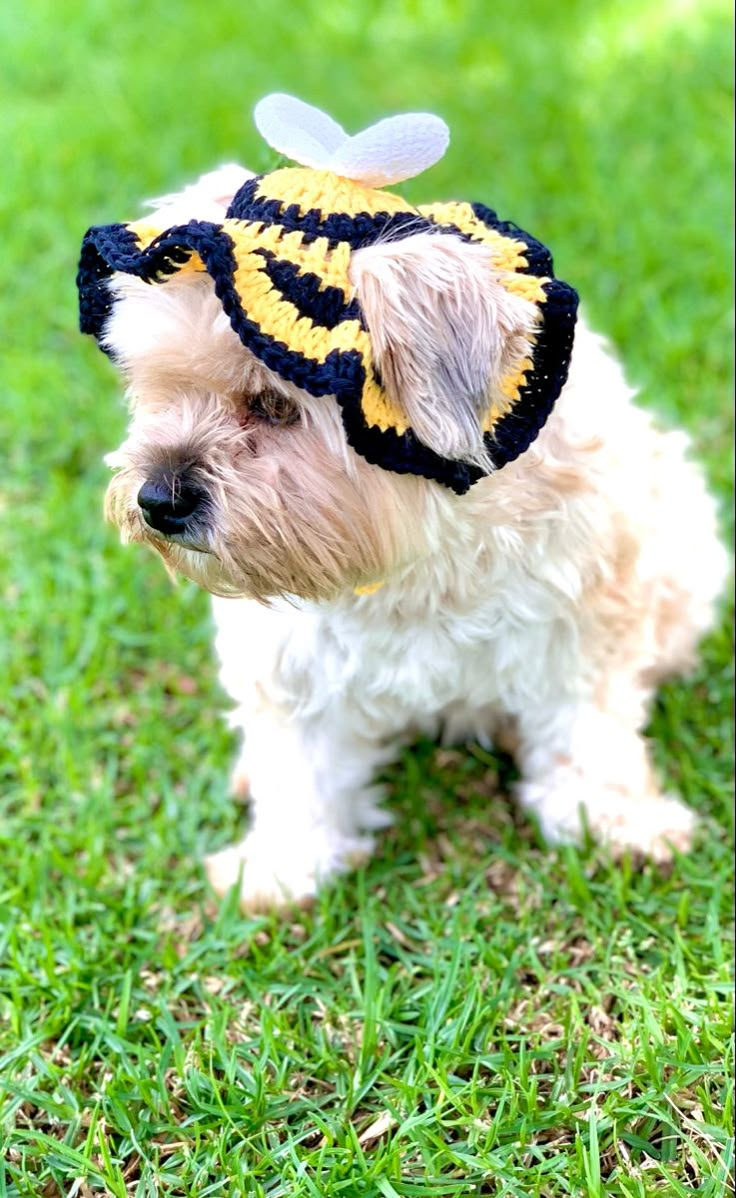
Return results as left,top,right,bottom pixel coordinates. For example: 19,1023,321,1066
0,0,733,1194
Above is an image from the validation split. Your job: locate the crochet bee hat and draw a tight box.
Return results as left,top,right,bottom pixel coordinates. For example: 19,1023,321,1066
78,94,578,494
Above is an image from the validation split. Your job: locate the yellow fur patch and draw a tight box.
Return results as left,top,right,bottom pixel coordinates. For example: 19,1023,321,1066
353,580,386,596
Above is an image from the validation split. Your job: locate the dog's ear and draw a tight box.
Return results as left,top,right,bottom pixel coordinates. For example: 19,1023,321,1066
144,164,254,224
351,233,538,463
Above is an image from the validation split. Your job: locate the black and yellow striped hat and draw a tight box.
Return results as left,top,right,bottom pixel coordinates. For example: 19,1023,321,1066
78,97,578,494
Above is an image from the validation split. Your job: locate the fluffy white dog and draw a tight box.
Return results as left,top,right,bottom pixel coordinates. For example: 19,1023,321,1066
80,101,726,911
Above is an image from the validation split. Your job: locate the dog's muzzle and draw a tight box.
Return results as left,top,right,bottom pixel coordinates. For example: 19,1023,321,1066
137,469,208,539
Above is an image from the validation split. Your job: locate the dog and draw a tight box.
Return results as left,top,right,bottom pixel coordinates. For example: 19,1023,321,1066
78,99,726,911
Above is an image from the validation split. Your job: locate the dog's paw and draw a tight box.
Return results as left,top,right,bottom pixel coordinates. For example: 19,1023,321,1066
205,841,318,913
595,792,696,863
519,778,697,864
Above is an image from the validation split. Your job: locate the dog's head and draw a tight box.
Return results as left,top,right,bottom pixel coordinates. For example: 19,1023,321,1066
81,157,576,602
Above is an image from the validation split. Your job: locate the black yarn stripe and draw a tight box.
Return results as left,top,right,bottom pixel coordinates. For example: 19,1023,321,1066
341,279,579,492
483,278,578,468
337,391,481,493
227,175,433,249
469,203,555,277
78,222,143,342
78,221,215,343
253,250,363,330
178,229,368,398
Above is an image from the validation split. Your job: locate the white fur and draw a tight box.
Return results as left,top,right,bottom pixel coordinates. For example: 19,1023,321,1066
103,165,728,911
206,325,726,906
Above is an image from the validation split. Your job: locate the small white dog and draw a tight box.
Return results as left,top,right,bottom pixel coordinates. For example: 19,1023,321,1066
79,97,726,910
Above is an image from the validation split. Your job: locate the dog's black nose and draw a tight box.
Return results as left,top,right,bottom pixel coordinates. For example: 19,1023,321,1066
137,470,206,535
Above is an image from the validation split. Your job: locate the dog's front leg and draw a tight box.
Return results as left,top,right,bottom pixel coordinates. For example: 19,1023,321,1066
513,698,696,862
205,707,389,911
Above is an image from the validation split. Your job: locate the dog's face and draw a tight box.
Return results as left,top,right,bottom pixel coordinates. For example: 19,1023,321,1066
101,167,537,601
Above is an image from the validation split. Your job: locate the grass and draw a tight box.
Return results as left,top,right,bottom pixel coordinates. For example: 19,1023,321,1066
0,0,733,1193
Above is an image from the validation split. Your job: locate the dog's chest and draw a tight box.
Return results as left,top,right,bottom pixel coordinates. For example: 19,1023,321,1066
213,588,577,733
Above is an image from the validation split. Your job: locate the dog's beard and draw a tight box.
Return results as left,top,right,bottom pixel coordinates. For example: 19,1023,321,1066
104,429,426,603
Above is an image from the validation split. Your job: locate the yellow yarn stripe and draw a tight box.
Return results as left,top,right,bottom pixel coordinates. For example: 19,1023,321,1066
127,219,407,433
128,222,205,274
255,168,414,220
225,221,408,432
420,201,530,272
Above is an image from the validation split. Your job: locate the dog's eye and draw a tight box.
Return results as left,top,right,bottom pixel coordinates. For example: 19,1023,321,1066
249,392,300,427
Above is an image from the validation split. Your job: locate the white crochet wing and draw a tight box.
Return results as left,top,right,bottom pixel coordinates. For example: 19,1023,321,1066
253,93,449,187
